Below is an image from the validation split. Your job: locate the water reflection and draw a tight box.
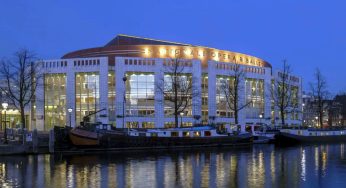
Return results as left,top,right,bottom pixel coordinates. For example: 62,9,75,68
0,144,346,188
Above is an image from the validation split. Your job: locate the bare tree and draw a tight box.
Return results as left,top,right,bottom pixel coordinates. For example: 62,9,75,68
271,60,297,126
310,68,329,128
0,49,41,129
219,64,252,125
156,58,198,127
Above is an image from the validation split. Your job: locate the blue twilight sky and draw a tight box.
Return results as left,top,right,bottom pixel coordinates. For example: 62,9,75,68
1,0,345,94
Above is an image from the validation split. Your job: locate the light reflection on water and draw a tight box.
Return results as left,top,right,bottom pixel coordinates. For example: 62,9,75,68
0,144,346,188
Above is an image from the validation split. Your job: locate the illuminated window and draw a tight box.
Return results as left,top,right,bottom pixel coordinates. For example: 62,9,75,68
164,73,193,117
126,121,139,128
142,122,155,128
164,122,175,128
75,72,100,124
245,78,264,118
44,73,66,130
216,76,235,118
125,72,155,117
108,71,116,123
193,131,201,137
183,132,190,137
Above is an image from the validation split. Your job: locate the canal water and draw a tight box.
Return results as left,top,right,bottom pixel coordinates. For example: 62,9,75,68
0,144,345,188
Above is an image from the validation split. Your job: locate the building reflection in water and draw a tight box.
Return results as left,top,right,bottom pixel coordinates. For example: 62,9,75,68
0,144,346,187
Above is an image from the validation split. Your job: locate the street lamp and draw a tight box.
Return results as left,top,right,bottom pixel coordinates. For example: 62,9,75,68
259,113,263,125
180,112,184,128
2,102,8,144
315,116,318,127
68,108,73,127
122,75,127,129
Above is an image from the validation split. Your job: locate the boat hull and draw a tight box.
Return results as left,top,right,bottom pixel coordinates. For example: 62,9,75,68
99,133,252,148
277,132,346,144
68,127,253,148
69,128,100,146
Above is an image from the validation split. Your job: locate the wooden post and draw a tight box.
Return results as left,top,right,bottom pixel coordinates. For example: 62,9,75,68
32,129,38,153
49,129,54,153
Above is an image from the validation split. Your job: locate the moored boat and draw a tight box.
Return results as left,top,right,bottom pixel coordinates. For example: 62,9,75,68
240,124,276,144
277,128,346,143
69,125,253,148
69,127,102,146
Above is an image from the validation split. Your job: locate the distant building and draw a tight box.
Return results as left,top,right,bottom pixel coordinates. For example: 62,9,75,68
302,92,343,127
29,34,302,131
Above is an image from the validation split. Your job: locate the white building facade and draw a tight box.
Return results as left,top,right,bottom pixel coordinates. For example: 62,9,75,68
33,34,302,131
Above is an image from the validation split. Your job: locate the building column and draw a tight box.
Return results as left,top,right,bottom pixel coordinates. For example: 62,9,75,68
115,57,126,128
98,57,109,125
154,59,164,128
66,59,76,127
207,61,216,124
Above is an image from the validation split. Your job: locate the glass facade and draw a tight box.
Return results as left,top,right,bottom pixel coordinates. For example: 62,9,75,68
75,72,100,124
216,76,235,118
245,78,264,119
125,72,155,117
108,71,116,124
44,73,66,130
142,122,155,128
201,74,208,124
164,74,193,117
291,86,299,120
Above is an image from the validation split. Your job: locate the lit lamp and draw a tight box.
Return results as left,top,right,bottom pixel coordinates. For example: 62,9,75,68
2,102,8,144
180,112,184,127
259,114,263,125
315,116,318,127
68,108,73,127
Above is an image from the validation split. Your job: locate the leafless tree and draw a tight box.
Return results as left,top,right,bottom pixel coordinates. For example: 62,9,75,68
156,58,198,127
310,68,329,128
271,60,298,126
219,64,252,125
0,49,42,129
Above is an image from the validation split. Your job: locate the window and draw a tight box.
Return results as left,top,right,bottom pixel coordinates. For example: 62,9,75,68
126,121,139,128
164,73,193,117
142,122,155,128
108,71,116,122
75,72,100,124
245,78,264,118
193,131,201,137
202,74,208,121
183,132,190,137
171,132,179,137
204,131,211,136
125,72,155,117
216,76,235,117
44,73,66,131
164,122,175,128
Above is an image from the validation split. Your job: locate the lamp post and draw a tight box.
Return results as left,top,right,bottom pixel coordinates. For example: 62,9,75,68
122,75,127,129
2,102,8,144
68,108,73,127
315,116,319,128
180,112,184,127
259,113,263,126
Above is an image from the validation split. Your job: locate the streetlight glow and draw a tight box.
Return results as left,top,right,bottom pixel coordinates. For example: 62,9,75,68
68,108,73,127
